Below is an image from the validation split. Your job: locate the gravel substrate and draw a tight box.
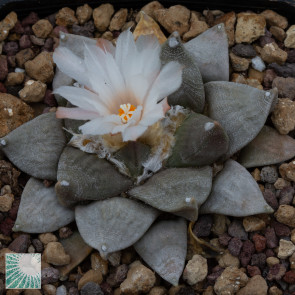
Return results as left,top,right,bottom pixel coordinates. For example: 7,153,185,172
1,2,295,295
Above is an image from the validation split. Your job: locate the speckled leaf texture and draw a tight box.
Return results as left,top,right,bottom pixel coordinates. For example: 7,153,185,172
184,24,229,82
128,167,212,221
55,146,133,207
200,159,274,216
13,178,74,233
205,82,278,159
167,113,229,167
161,32,205,113
238,125,295,168
134,219,187,286
75,197,159,257
1,112,66,180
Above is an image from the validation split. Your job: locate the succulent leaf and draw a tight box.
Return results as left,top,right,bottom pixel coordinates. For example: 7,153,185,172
200,159,274,216
55,146,133,207
128,166,212,221
75,197,159,257
167,113,229,167
0,112,66,180
134,218,187,286
13,178,75,233
238,125,295,168
114,141,151,178
161,31,205,113
184,24,229,82
206,82,278,159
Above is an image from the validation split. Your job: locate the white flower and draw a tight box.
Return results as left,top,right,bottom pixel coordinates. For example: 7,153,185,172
53,30,183,142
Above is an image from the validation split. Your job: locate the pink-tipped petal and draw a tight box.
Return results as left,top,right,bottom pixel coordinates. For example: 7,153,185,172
96,38,115,55
160,97,171,114
56,107,100,120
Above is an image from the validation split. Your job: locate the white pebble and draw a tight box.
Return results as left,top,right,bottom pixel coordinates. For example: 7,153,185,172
15,68,25,73
251,56,266,72
26,80,35,86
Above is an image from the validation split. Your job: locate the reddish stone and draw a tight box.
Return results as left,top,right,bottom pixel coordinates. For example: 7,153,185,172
11,21,24,34
267,264,286,281
0,82,7,93
0,217,14,236
207,268,224,285
52,26,68,37
263,69,277,89
283,271,295,284
228,237,243,256
228,220,248,240
219,233,231,247
253,234,266,252
265,249,275,257
100,282,113,295
0,56,8,81
271,220,291,237
247,265,261,277
19,35,32,49
9,198,20,220
23,25,33,35
240,251,252,268
8,234,30,253
251,253,266,269
44,89,57,107
193,214,213,237
3,42,19,56
279,186,294,205
22,12,39,26
242,240,255,254
265,227,278,249
263,189,278,210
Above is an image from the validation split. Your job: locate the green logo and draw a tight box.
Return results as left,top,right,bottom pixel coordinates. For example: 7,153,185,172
5,254,41,289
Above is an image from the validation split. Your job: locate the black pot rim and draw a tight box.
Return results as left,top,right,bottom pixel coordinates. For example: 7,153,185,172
1,0,295,21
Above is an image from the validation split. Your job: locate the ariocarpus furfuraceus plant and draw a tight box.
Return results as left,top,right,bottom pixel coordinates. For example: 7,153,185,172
2,18,295,285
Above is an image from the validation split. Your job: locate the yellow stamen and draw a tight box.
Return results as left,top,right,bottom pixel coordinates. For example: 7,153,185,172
118,103,136,123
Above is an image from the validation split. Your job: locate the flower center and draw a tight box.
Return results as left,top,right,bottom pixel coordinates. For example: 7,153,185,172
118,103,136,123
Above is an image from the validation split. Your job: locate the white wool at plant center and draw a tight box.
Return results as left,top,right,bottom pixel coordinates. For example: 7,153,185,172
53,30,183,141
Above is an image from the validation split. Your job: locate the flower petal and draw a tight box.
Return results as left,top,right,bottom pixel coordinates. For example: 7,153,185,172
84,44,126,111
144,61,183,112
115,30,140,83
140,103,165,127
54,86,110,115
135,34,162,82
79,115,121,135
126,75,150,106
53,46,89,86
56,107,100,120
122,125,148,142
96,38,115,56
